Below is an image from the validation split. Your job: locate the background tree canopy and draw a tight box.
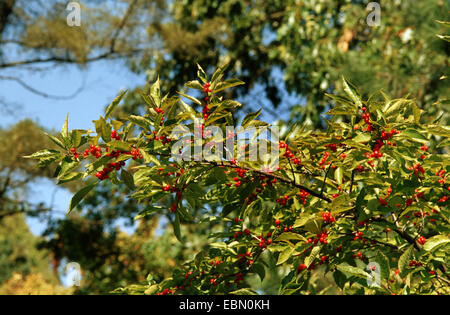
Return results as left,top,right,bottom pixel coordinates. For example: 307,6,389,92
0,0,448,294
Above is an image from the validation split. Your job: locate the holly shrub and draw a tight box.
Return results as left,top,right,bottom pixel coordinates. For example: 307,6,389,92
27,65,449,295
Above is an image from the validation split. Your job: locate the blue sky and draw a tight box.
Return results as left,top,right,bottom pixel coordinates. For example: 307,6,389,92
0,59,146,235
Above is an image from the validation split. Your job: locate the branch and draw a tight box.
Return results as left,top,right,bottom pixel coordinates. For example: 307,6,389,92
145,150,332,203
0,49,143,69
109,0,138,53
0,75,85,99
196,160,332,203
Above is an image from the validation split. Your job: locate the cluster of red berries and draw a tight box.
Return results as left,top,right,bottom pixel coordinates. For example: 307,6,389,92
94,160,126,181
319,255,329,265
325,143,345,153
409,260,423,267
366,129,398,160
151,108,165,126
352,251,365,261
417,236,427,245
256,234,273,248
298,189,310,205
202,82,212,94
353,231,364,241
416,146,428,158
202,82,212,117
306,231,328,245
282,226,293,233
413,211,428,218
408,163,425,176
162,184,183,208
318,151,330,170
436,169,447,184
274,219,282,228
378,186,391,205
279,142,301,165
234,272,244,284
156,288,173,295
84,144,102,158
413,189,425,199
149,130,172,144
236,251,253,265
225,167,248,187
70,147,80,160
157,165,185,178
322,211,335,223
210,259,223,266
276,195,289,206
111,130,121,140
438,195,448,203
361,107,375,131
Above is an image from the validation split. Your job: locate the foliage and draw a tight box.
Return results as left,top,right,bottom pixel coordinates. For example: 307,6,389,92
0,214,55,285
0,272,71,295
129,0,450,127
28,67,450,295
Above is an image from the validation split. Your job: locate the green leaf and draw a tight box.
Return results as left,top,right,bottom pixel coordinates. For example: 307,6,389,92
105,90,127,118
423,235,450,252
336,263,370,279
57,159,80,179
293,214,315,228
229,288,258,295
134,205,165,220
375,251,390,281
400,129,427,143
177,91,202,105
305,245,321,267
57,172,82,184
250,263,265,282
196,64,207,83
436,34,450,42
185,80,204,90
211,64,228,84
109,140,132,151
276,232,307,242
128,115,151,130
68,183,97,214
93,117,111,142
150,77,161,106
398,245,414,278
61,114,69,138
333,270,347,289
70,129,85,148
213,78,245,93
353,133,371,143
24,149,60,159
277,246,295,265
342,76,362,108
335,167,343,185
121,169,135,190
241,108,262,127
173,213,182,242
44,132,66,149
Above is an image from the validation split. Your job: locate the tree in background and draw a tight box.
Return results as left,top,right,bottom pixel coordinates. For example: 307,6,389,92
126,0,449,126
1,0,449,294
1,1,448,122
